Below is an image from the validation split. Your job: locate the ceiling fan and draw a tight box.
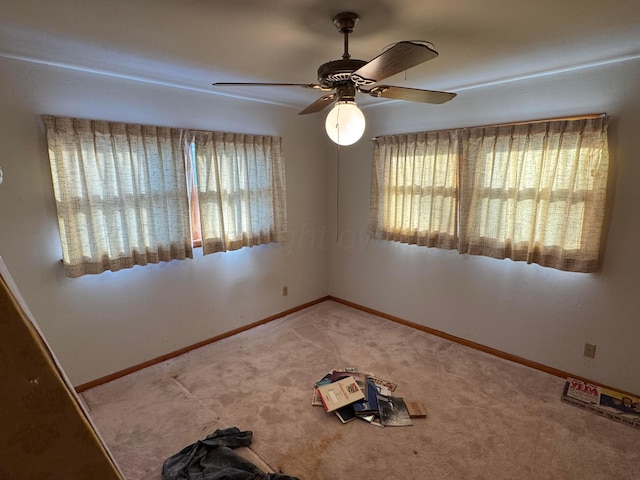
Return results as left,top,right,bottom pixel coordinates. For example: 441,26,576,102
213,12,456,145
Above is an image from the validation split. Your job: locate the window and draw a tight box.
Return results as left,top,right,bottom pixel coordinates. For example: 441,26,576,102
370,117,610,273
189,131,287,255
186,141,202,247
42,116,287,277
369,131,459,250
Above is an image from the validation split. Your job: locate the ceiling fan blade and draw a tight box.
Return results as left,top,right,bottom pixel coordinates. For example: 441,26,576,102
367,85,456,104
213,82,325,90
298,93,337,115
351,41,438,85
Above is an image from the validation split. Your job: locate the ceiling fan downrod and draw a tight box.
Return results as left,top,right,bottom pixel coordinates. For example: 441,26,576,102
333,12,359,60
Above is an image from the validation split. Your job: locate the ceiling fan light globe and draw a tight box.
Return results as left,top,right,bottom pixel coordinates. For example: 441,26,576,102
325,101,365,146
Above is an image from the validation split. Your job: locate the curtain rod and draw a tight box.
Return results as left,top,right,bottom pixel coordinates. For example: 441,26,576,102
482,112,605,128
372,113,606,140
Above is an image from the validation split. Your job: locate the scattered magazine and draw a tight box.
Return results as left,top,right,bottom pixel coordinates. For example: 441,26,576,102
311,387,323,406
371,376,397,395
377,394,413,427
330,370,369,400
316,375,365,412
352,377,380,415
312,367,426,427
335,405,357,423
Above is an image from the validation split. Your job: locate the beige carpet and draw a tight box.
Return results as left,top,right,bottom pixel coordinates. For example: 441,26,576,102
82,300,640,480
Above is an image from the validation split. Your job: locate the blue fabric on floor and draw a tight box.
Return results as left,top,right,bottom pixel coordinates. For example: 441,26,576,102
161,427,300,480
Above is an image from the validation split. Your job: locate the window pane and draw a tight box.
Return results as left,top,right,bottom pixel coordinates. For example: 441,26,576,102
459,118,609,272
192,131,287,255
42,116,193,277
369,131,459,249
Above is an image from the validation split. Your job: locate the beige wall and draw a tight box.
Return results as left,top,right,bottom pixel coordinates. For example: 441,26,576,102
0,57,330,386
327,58,640,395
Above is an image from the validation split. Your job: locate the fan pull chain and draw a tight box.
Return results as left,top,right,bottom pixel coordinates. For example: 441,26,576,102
336,142,341,243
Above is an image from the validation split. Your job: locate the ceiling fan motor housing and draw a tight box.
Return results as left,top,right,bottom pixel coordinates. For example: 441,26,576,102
317,58,367,88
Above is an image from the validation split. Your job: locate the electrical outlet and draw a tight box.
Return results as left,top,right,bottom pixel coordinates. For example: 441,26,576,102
282,286,288,296
583,343,596,359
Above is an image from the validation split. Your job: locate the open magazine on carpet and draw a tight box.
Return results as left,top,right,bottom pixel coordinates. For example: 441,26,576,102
561,377,640,430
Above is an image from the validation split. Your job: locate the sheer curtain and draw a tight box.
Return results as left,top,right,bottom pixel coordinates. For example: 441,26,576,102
42,116,193,277
369,131,459,249
190,131,287,255
458,117,610,272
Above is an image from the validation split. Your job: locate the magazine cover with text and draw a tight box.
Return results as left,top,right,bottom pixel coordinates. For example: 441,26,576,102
561,377,640,430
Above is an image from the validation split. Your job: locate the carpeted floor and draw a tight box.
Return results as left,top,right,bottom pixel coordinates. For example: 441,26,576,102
82,300,640,480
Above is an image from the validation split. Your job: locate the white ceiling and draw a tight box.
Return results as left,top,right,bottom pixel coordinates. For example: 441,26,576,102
1,0,639,112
